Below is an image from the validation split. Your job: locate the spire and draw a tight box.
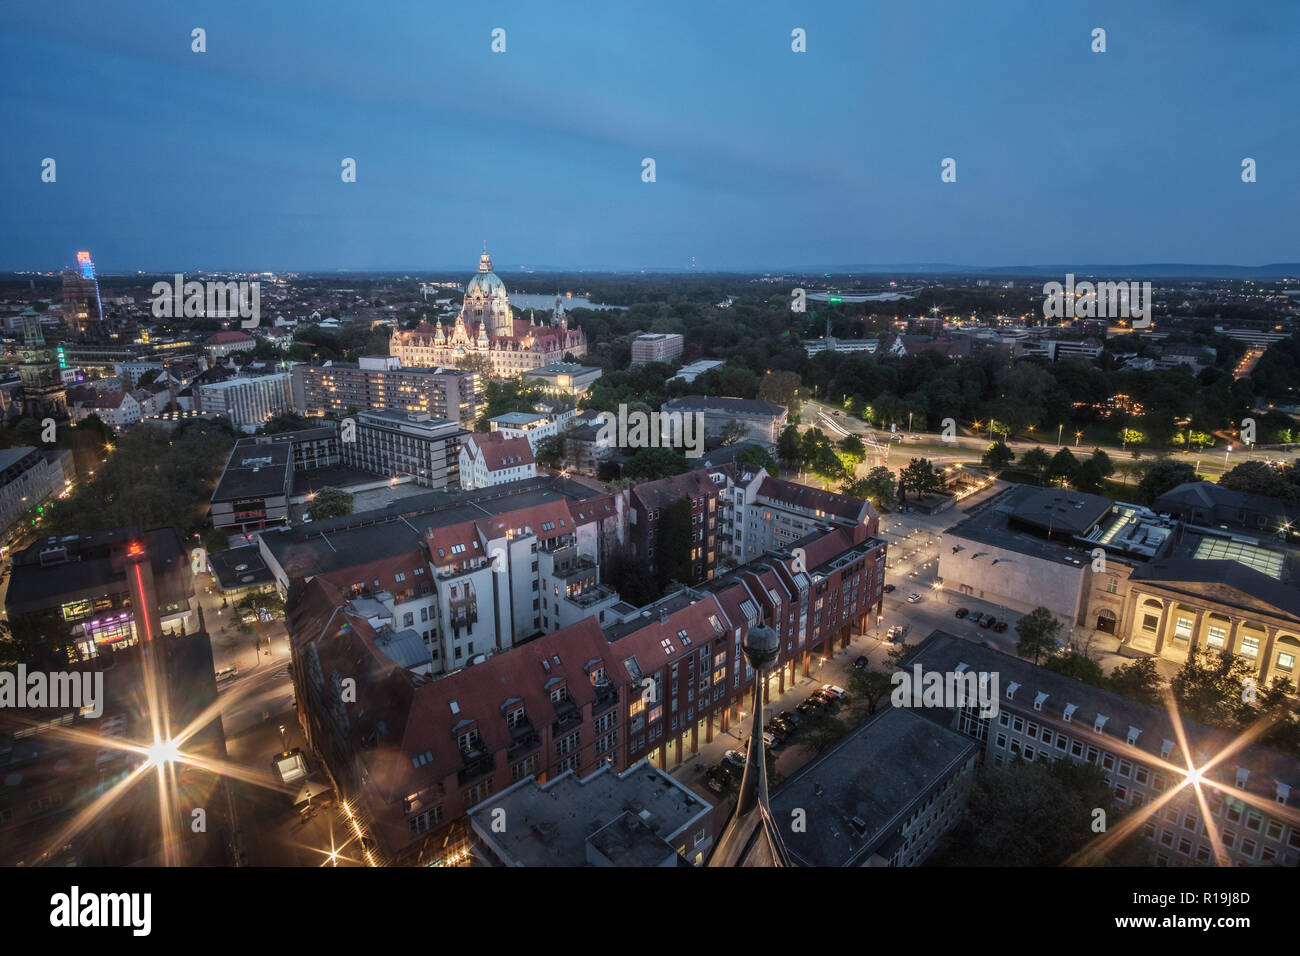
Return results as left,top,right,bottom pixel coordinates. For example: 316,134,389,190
479,242,492,274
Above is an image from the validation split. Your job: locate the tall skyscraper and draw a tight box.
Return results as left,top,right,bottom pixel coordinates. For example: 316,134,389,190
18,311,66,418
61,250,103,334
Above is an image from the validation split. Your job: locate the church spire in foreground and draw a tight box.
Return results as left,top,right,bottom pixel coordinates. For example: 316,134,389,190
708,623,791,867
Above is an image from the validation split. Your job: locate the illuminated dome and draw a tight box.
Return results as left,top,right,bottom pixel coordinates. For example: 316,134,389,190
461,246,512,337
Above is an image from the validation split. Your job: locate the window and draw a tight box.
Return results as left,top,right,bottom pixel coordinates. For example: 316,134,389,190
411,749,434,768
1206,625,1227,649
1134,766,1149,786
506,706,526,728
1105,577,1118,594
511,754,539,782
1279,652,1295,672
457,728,480,751
996,733,1007,750
1174,617,1192,638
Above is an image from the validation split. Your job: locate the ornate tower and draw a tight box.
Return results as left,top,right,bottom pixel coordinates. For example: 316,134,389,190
460,243,513,338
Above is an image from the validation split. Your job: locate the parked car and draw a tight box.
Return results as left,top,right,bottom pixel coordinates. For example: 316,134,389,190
723,749,745,771
777,710,802,728
993,620,1009,633
955,607,970,619
820,684,848,699
907,593,921,604
883,583,896,593
214,666,238,683
853,655,870,670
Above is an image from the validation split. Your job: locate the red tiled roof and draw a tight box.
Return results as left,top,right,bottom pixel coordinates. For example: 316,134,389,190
424,521,484,569
465,432,535,472
757,476,871,522
318,550,428,593
206,331,255,344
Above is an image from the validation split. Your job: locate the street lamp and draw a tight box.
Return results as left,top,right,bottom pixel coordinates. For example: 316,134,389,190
1057,424,1063,448
1075,431,1083,449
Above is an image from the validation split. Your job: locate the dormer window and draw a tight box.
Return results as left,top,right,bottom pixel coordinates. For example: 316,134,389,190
1094,714,1108,734
1005,681,1020,700
1126,726,1141,746
1235,767,1250,788
549,684,569,704
457,728,480,751
1033,692,1048,712
1063,703,1077,722
506,706,526,728
1160,739,1174,759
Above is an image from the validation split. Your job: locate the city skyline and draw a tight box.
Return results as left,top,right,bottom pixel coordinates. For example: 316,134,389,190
2,0,1297,272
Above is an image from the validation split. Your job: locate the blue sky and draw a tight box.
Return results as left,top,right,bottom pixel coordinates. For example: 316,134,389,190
1,0,1295,272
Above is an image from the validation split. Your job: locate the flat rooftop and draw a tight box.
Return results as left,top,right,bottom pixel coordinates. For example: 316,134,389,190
944,484,1115,567
769,706,977,867
262,474,605,578
469,762,708,867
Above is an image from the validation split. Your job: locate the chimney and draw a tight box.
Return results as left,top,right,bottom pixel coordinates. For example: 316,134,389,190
659,603,668,625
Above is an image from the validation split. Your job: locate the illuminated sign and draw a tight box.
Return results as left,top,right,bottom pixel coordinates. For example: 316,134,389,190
76,251,95,280
57,347,67,369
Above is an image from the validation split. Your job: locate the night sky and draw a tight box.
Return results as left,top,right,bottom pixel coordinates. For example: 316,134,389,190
2,0,1295,272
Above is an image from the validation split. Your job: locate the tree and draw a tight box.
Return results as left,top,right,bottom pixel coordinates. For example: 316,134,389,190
930,758,1150,866
735,444,779,474
838,434,866,468
1219,460,1300,500
1018,446,1051,483
1015,607,1062,664
757,370,802,418
308,487,354,521
860,466,900,510
534,433,566,470
776,425,803,468
1170,648,1256,728
1136,459,1197,505
1045,448,1079,487
1043,651,1105,686
847,668,894,716
981,440,1014,472
205,528,230,554
810,444,846,484
596,460,622,482
718,420,749,446
623,446,689,481
898,458,945,500
1107,657,1162,706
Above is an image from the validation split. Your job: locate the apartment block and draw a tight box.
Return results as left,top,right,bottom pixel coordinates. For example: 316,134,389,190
290,357,478,425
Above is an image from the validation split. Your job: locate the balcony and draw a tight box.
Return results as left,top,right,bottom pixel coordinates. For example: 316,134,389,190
457,746,495,786
592,683,619,716
551,699,582,735
564,582,617,610
507,728,541,762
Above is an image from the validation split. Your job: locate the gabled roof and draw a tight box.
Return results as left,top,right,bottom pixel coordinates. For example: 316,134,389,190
465,432,535,472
